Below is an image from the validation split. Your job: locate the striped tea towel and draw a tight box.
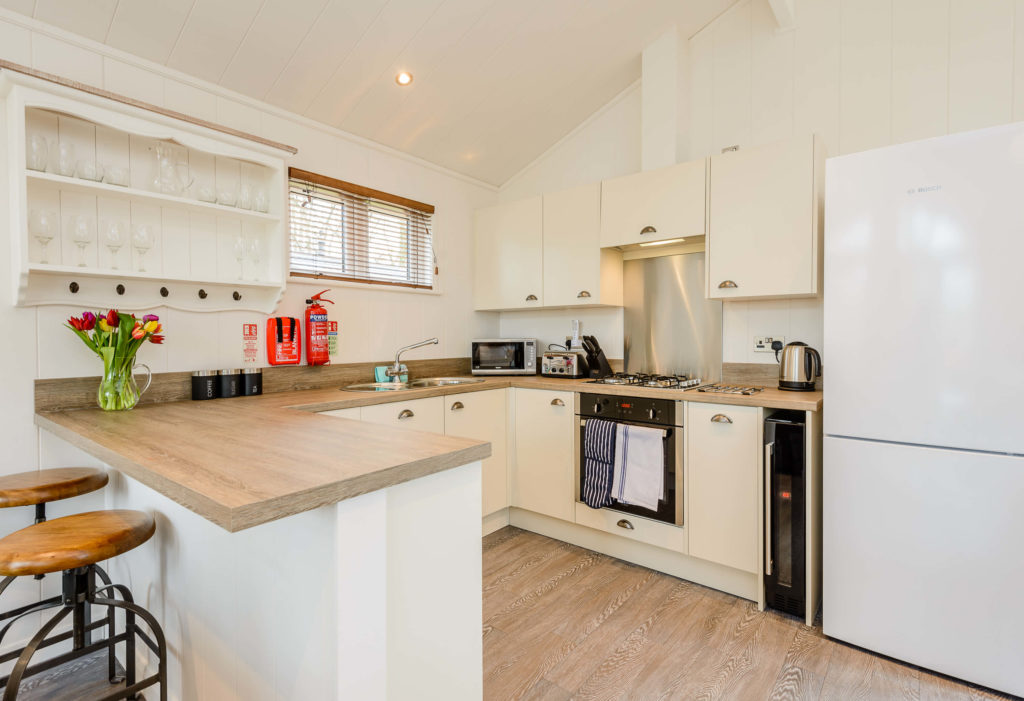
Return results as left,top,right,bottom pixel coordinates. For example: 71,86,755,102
611,424,665,511
582,418,617,509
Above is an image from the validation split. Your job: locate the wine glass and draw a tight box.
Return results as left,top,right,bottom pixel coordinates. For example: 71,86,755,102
233,234,247,280
131,224,155,273
70,215,94,267
26,134,48,171
102,220,126,269
247,237,262,281
29,209,56,264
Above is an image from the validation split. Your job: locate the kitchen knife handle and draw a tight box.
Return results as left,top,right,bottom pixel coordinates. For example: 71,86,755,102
710,414,733,424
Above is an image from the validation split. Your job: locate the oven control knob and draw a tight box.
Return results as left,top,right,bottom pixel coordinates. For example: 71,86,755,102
594,404,602,414
648,408,657,420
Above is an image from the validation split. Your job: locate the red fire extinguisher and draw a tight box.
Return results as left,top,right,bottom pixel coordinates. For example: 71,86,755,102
305,289,334,366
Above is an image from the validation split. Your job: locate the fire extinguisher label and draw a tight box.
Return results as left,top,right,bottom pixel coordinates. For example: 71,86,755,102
242,323,259,364
328,321,338,357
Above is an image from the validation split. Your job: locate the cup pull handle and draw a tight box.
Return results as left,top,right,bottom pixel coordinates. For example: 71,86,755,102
718,280,738,289
710,414,733,424
616,519,634,530
640,226,656,235
577,290,591,299
135,363,152,395
551,398,565,407
451,401,464,411
525,294,538,301
398,409,414,420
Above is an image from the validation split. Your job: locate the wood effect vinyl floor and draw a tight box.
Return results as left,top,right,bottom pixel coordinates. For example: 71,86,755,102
482,527,1019,701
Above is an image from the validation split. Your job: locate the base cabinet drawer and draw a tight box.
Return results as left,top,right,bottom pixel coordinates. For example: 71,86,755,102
687,402,760,573
574,503,686,553
360,397,444,434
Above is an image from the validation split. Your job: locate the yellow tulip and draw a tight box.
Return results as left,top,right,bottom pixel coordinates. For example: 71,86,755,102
98,319,113,333
143,320,159,333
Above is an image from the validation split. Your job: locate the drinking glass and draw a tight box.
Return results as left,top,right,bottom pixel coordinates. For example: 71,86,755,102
247,237,262,281
238,183,253,210
131,224,155,273
26,134,48,171
218,189,238,207
102,220,126,269
70,215,94,267
29,209,57,264
76,160,104,182
54,141,75,177
104,165,130,187
254,188,269,213
233,234,247,280
196,183,217,203
174,158,193,197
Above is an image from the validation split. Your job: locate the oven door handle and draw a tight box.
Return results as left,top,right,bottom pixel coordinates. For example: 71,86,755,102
765,441,774,577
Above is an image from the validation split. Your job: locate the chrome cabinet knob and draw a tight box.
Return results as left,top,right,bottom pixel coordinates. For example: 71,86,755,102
718,280,738,289
710,413,733,424
398,409,414,420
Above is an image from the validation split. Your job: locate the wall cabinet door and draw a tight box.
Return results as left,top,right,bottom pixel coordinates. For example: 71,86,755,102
543,182,622,307
707,135,822,300
600,159,707,248
444,390,508,517
360,397,444,434
687,402,760,573
512,389,575,521
473,197,543,310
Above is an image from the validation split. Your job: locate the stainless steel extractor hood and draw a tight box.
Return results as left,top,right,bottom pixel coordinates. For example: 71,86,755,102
623,252,723,381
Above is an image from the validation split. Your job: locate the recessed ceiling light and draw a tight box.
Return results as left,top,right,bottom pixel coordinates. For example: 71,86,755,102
395,71,413,86
638,237,686,247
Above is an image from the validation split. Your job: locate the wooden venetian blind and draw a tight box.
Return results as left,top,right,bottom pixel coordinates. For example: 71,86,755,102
288,168,436,289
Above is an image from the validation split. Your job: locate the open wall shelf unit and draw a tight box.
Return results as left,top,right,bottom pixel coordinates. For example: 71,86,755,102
2,70,293,313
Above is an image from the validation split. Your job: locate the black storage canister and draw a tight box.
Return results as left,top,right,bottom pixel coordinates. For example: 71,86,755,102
191,370,218,400
218,369,242,398
242,367,263,396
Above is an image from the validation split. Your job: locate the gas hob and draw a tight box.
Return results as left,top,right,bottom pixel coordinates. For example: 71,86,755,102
691,383,765,396
587,373,702,390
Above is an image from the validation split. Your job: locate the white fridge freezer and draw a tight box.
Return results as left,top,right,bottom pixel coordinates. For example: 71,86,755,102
824,436,1024,696
824,122,1024,696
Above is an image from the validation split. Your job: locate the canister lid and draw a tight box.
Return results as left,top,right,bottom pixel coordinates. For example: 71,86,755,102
192,370,218,377
242,367,263,375
218,369,242,375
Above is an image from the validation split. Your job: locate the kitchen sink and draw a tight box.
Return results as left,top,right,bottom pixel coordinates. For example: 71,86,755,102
341,382,413,392
408,377,485,387
341,377,484,392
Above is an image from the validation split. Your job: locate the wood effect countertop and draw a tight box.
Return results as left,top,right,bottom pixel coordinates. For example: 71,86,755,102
34,375,820,533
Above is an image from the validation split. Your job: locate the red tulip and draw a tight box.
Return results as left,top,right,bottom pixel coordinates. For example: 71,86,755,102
81,312,96,330
68,315,92,331
104,309,119,327
149,334,165,345
131,323,146,340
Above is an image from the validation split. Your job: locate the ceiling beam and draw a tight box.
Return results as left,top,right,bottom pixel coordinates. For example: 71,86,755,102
768,0,796,31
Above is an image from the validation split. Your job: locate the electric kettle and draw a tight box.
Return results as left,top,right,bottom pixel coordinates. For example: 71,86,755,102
772,341,821,391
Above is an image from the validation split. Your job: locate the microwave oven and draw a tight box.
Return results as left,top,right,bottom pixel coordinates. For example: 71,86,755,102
471,339,538,375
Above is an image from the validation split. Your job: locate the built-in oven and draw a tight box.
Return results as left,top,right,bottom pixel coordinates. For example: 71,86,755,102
471,339,538,375
574,393,684,526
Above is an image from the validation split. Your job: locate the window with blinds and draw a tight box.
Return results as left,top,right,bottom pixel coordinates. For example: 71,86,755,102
288,168,435,289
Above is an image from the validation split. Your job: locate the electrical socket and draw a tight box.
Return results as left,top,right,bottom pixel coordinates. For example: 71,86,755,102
753,335,785,353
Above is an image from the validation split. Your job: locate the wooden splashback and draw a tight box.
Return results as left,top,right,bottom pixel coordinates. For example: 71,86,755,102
35,357,471,412
721,362,823,390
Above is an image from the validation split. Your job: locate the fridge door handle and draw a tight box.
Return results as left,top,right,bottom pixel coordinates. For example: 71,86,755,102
765,441,774,577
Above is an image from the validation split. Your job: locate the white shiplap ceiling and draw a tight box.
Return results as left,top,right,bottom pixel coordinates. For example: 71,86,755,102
3,0,733,185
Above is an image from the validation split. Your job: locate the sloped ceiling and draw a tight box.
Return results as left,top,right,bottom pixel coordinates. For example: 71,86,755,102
1,0,733,185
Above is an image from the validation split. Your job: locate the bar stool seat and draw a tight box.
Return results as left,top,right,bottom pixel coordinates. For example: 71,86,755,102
0,468,108,509
0,511,155,577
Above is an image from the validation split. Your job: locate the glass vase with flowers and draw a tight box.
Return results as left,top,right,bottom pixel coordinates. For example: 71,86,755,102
65,310,165,411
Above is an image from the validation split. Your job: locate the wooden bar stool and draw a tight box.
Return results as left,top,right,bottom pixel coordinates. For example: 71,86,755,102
0,510,166,700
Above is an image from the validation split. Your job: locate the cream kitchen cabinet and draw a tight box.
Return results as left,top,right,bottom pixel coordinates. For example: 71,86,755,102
473,196,544,310
360,397,445,434
599,158,707,248
686,402,761,573
543,183,622,307
707,135,823,300
512,389,575,521
444,389,509,517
